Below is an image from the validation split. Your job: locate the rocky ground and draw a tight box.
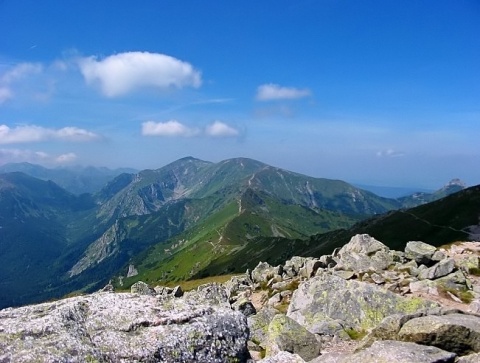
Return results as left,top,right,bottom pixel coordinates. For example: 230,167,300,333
1,234,480,362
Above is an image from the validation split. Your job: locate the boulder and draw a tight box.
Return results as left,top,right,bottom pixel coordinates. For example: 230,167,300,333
398,313,480,355
299,258,324,278
183,282,230,307
335,234,393,272
248,307,280,348
0,292,250,362
252,262,282,283
418,258,455,280
287,272,438,332
345,340,456,363
405,241,437,265
172,285,184,297
457,353,480,362
232,298,256,317
130,280,155,295
265,314,322,361
258,350,306,363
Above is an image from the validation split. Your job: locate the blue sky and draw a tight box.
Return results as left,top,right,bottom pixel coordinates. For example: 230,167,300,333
0,1,479,188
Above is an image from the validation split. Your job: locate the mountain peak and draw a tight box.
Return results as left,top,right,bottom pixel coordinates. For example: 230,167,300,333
444,178,466,189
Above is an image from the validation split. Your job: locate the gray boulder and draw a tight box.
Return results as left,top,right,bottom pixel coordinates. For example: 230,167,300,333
418,258,455,280
457,353,480,362
345,340,456,363
287,272,438,332
130,280,155,295
183,282,230,307
405,241,437,265
0,292,250,362
265,314,322,361
248,307,280,348
398,313,480,355
258,351,306,363
335,234,393,272
252,262,282,283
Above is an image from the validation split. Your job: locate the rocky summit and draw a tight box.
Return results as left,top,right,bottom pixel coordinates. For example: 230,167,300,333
1,234,480,362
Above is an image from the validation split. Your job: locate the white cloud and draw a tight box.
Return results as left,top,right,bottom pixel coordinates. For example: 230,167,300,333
1,63,43,83
141,120,199,137
0,124,100,144
376,149,406,158
55,152,77,163
0,87,12,104
256,83,311,101
0,148,76,165
78,51,202,97
0,63,43,104
205,121,239,137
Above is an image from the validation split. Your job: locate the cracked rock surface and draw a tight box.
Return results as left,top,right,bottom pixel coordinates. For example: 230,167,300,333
0,292,249,362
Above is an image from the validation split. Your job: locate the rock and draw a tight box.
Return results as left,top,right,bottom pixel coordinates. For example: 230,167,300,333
184,282,230,307
265,314,322,361
126,263,138,277
100,282,114,292
432,250,446,262
130,280,155,295
333,270,355,280
248,307,280,348
418,258,455,280
287,272,438,332
300,258,324,278
252,262,282,283
172,285,184,297
371,272,385,284
284,256,307,277
457,353,480,362
334,234,394,273
306,318,351,340
268,293,282,306
346,340,456,363
398,313,480,355
0,292,250,362
405,241,437,265
258,350,306,363
225,274,253,300
232,298,256,317
271,280,293,291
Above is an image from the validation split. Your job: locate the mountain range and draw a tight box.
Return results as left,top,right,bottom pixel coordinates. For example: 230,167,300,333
0,157,470,308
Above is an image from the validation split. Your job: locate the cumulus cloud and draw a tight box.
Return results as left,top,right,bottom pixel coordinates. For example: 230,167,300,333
0,148,76,165
0,124,100,144
376,149,406,158
256,83,311,101
205,121,239,137
141,120,199,137
78,51,202,97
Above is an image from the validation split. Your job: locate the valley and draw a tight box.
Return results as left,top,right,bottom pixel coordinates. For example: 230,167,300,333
0,157,473,309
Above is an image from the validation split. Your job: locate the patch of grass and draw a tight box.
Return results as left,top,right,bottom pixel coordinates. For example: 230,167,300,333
438,285,474,304
344,328,368,340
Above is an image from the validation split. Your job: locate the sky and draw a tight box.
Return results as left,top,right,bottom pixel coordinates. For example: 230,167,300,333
0,0,479,189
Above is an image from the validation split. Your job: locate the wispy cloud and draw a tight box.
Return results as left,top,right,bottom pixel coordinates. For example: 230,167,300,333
205,121,239,137
78,51,202,97
256,83,311,101
0,124,100,144
141,120,199,137
376,149,406,158
0,148,77,165
0,62,43,104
